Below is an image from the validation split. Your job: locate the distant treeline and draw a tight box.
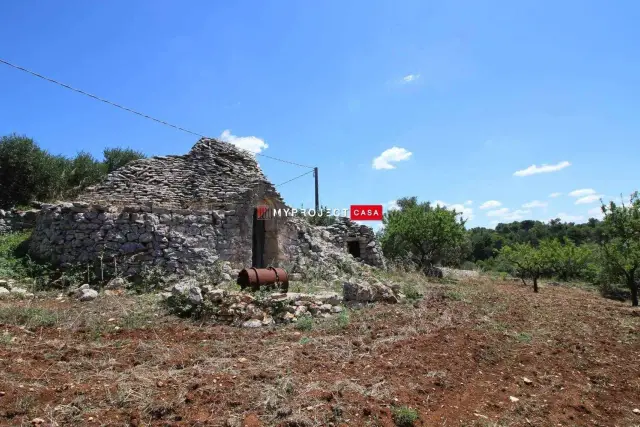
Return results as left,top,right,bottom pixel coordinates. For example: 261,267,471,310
0,133,145,209
467,218,603,264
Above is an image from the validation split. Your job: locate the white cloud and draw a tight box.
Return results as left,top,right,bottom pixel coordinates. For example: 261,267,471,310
464,200,473,206
487,208,530,221
522,200,548,209
513,161,571,177
486,208,510,217
386,200,400,211
480,200,502,210
575,194,602,204
588,207,604,219
554,213,585,223
219,129,268,154
569,188,596,197
549,192,562,198
503,209,530,221
402,74,420,83
372,147,413,170
433,200,473,221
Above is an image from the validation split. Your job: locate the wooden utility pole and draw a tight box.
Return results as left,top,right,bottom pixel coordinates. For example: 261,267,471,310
314,167,319,212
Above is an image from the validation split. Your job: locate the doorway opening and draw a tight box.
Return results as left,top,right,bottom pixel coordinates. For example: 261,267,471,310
252,208,266,268
347,240,361,259
252,208,279,268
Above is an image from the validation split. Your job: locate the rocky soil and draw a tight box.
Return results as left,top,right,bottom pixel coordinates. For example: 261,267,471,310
0,275,639,426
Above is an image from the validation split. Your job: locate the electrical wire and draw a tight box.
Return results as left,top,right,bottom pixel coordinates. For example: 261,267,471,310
275,169,315,187
0,58,315,169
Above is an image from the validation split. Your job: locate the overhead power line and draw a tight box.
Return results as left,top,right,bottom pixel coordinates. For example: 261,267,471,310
0,58,314,169
275,169,315,187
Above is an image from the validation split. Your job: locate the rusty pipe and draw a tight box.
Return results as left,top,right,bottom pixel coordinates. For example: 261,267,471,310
237,267,289,292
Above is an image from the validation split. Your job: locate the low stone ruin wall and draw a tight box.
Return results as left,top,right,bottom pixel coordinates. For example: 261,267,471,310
0,209,38,234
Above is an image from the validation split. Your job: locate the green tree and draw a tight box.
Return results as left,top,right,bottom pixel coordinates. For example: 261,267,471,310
64,151,107,196
598,192,640,306
380,197,467,268
103,147,146,173
545,238,594,281
468,227,504,261
498,241,555,292
0,134,67,208
1,134,149,207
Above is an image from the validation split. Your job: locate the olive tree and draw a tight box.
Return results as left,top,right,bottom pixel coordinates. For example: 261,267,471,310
598,192,640,306
103,147,146,173
0,134,67,208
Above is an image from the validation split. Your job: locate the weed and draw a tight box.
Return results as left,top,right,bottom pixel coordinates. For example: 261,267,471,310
335,309,350,329
444,289,464,301
392,405,418,426
131,264,166,293
402,283,422,301
295,315,314,331
299,336,311,345
515,332,532,343
0,231,33,279
0,332,13,345
0,306,58,328
121,310,152,329
89,322,109,341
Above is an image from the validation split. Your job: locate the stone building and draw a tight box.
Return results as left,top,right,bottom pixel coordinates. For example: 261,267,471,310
29,138,385,277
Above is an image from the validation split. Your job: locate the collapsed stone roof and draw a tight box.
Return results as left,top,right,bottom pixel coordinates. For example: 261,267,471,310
79,138,285,210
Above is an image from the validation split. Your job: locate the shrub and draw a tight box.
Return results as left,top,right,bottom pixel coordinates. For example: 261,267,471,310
391,406,418,427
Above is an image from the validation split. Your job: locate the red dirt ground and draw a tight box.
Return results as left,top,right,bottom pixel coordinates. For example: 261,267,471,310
0,278,639,426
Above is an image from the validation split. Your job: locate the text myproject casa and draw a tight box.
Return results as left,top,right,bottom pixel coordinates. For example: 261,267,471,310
270,205,383,221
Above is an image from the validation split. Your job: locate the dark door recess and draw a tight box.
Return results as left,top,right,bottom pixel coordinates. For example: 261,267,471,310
347,240,361,258
252,208,266,268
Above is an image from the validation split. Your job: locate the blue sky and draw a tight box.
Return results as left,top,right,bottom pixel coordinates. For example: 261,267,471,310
1,0,639,229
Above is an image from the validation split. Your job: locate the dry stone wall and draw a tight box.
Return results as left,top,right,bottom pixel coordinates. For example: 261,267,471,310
0,209,38,234
321,218,385,268
30,202,231,275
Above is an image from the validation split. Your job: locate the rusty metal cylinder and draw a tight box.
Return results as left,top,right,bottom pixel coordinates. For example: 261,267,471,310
237,267,289,292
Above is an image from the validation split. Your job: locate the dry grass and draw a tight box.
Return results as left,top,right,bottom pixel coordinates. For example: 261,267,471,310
0,272,639,426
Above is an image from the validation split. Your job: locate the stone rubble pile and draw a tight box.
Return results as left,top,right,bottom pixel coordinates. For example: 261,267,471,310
163,278,403,327
0,279,34,298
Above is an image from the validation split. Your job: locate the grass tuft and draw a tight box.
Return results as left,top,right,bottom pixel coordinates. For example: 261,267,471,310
392,405,419,426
